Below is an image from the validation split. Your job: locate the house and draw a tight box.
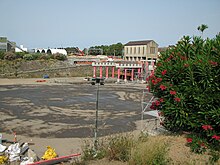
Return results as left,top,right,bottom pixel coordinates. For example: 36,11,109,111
124,40,158,61
0,37,16,52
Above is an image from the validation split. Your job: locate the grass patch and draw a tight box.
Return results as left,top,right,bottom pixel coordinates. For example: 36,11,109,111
80,133,170,165
129,135,170,165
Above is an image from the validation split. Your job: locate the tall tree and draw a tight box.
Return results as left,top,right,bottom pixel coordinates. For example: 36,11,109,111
197,24,208,37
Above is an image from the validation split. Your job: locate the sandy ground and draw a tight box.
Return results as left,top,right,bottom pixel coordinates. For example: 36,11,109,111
0,77,149,159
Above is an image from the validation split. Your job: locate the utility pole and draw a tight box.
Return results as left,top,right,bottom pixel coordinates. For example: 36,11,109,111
94,82,99,150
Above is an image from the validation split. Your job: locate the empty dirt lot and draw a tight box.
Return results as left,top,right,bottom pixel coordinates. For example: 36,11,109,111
0,78,153,156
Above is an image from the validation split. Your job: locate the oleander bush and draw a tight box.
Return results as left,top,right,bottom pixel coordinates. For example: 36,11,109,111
148,34,220,160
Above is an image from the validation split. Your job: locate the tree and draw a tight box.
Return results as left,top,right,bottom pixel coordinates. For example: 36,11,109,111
197,24,208,37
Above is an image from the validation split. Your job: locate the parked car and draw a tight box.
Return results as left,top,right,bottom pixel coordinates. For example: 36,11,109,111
90,77,105,85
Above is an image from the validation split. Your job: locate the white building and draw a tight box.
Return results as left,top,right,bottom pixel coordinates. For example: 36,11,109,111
35,48,67,55
15,45,28,52
124,40,158,61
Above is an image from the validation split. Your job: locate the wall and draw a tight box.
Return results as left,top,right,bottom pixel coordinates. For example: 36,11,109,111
0,60,94,78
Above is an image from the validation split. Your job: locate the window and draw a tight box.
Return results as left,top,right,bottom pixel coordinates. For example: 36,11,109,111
138,47,140,54
150,47,156,54
142,47,145,54
134,47,136,54
126,47,128,54
130,47,132,54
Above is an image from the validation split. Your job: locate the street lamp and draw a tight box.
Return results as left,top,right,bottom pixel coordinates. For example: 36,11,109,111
91,77,104,150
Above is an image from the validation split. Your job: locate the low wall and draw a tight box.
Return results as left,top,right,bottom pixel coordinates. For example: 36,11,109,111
0,60,95,78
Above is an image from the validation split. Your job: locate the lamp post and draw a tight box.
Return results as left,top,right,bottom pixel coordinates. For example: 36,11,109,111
91,77,104,150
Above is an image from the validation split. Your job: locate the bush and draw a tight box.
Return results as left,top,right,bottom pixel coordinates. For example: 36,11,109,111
81,139,107,161
38,53,51,60
15,52,26,59
148,34,220,161
52,53,67,61
4,52,17,60
81,134,134,162
129,136,170,165
23,54,34,60
107,134,134,162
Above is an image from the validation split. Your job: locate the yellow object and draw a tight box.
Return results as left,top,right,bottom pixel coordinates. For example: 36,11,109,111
41,146,57,160
0,155,8,164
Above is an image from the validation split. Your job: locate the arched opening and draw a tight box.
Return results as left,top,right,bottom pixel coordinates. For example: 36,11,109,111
41,50,46,53
37,50,40,53
47,49,52,54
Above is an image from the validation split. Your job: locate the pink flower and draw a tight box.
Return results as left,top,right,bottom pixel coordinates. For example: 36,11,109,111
212,135,220,140
152,79,157,85
150,105,156,110
170,90,176,95
155,100,160,106
160,85,167,90
209,60,218,66
202,125,213,131
174,97,181,102
159,98,164,102
198,141,207,148
186,138,193,143
156,78,162,83
161,70,167,76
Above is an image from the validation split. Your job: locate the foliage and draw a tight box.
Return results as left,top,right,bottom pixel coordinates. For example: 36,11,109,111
148,34,220,161
38,53,52,60
88,42,124,56
129,136,170,165
15,52,26,59
52,53,67,61
197,24,208,35
4,51,17,60
107,134,134,162
23,54,34,60
81,133,171,164
81,139,107,161
0,51,5,60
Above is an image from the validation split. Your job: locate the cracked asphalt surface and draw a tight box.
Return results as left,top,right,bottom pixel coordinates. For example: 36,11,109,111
0,84,152,138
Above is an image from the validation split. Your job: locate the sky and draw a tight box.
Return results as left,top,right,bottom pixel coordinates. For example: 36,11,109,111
1,0,220,49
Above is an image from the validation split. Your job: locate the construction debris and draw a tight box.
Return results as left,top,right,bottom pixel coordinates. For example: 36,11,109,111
41,146,57,160
0,133,81,164
5,143,21,162
0,155,8,164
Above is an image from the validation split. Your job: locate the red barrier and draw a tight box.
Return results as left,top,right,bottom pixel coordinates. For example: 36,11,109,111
28,153,81,165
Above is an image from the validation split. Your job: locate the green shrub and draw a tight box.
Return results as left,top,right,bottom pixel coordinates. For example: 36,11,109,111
149,35,220,132
15,52,26,59
81,139,107,161
81,134,134,162
107,134,134,162
23,54,34,60
148,34,220,161
52,53,67,61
